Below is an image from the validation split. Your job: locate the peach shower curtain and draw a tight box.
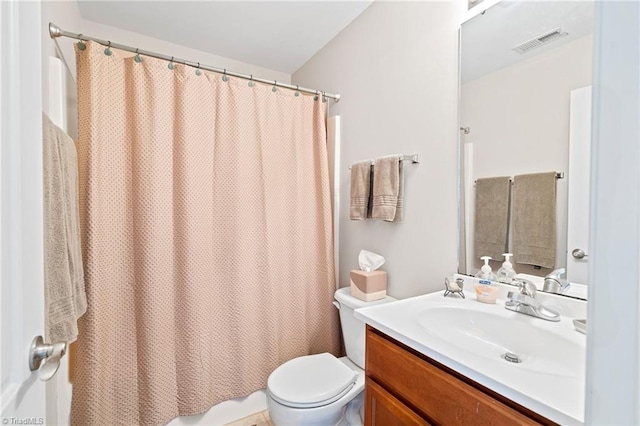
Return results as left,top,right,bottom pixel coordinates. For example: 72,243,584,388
70,41,340,425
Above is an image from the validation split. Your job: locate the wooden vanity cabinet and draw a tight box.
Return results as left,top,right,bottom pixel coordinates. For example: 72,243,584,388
364,325,556,426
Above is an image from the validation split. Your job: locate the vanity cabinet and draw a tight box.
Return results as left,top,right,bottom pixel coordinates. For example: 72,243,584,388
364,326,555,426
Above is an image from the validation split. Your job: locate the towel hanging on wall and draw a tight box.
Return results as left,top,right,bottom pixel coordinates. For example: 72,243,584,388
371,156,403,222
474,176,511,261
349,161,372,220
512,172,557,268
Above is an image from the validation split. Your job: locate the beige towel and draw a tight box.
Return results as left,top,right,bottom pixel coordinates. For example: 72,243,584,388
372,156,403,222
350,161,372,220
395,161,405,222
43,114,87,343
512,172,557,268
474,176,511,260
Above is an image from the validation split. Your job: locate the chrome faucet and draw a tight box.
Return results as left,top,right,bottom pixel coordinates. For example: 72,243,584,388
505,280,561,322
543,268,569,294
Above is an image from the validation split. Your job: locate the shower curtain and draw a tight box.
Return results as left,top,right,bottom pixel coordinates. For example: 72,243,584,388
70,41,340,425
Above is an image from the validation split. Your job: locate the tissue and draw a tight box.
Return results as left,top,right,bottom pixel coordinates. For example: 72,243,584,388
358,250,385,272
350,250,388,301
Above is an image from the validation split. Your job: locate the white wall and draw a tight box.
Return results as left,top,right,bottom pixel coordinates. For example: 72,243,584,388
293,1,465,299
462,35,593,276
586,1,640,423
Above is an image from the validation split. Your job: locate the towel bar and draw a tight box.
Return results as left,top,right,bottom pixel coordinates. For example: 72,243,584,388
349,154,420,170
474,172,564,183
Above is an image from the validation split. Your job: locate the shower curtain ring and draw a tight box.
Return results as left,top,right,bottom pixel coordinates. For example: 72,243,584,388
104,40,112,56
294,85,300,97
77,34,86,51
168,56,176,70
222,68,229,82
272,80,278,92
248,74,255,87
314,90,319,101
134,47,143,63
195,62,202,76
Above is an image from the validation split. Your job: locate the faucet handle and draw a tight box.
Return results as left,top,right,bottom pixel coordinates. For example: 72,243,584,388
515,278,537,298
546,268,567,282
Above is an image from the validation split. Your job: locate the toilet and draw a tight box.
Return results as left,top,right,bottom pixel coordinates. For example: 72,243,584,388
266,287,395,426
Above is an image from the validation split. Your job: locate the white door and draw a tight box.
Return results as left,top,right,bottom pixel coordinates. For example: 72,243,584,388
566,86,592,285
1,0,46,423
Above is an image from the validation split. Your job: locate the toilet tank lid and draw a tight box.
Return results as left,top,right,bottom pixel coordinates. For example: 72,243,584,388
267,353,357,408
334,287,396,309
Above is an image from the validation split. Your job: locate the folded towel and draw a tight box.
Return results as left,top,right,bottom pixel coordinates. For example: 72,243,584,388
372,156,402,222
474,176,511,261
394,161,405,222
512,172,557,269
350,161,372,220
43,114,87,343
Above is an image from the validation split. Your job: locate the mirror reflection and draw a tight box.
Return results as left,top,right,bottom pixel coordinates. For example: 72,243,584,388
459,1,594,299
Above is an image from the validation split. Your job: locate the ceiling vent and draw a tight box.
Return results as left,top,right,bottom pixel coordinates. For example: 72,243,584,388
512,28,569,54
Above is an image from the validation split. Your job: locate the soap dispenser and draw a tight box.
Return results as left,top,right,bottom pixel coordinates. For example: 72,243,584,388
474,256,499,304
475,256,497,282
496,253,516,284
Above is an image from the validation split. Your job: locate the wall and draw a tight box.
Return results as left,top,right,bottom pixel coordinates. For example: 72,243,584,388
40,2,290,425
293,1,465,299
461,35,593,275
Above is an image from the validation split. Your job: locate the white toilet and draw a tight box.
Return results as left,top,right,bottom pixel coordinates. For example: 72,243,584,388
266,287,395,426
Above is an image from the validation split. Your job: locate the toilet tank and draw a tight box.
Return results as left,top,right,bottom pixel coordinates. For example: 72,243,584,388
334,287,396,369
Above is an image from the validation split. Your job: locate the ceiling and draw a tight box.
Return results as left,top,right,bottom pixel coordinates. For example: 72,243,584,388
461,0,594,83
77,1,373,74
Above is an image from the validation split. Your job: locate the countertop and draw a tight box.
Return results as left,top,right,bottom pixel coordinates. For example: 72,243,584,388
355,278,586,425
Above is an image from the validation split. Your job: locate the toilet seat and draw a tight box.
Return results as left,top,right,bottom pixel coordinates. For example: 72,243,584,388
267,353,358,409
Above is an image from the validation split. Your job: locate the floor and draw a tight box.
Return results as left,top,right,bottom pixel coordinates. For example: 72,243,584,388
225,410,274,426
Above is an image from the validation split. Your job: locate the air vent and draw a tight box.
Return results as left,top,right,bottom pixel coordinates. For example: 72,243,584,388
512,28,569,54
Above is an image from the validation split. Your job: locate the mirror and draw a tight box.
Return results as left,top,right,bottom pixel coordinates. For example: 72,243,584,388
458,1,594,298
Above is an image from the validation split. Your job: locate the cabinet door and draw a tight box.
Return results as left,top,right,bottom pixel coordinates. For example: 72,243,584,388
365,379,429,426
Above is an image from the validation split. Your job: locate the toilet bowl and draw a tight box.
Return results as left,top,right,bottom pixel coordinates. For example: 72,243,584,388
266,288,395,426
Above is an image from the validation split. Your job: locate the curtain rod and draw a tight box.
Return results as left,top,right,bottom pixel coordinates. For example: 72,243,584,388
48,22,341,102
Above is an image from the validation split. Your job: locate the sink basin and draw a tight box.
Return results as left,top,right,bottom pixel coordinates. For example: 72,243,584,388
354,286,587,425
416,306,583,379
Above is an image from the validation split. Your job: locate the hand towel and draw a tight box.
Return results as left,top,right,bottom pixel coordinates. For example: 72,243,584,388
474,176,511,260
512,172,557,268
394,160,405,222
43,113,87,343
350,161,372,220
372,156,402,222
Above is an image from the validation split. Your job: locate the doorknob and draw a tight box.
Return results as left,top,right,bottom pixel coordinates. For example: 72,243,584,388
29,336,66,380
571,248,588,259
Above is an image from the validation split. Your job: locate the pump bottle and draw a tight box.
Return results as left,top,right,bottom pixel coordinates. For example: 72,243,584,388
474,256,500,303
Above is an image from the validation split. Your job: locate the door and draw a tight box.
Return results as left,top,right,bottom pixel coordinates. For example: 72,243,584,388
364,380,429,426
1,0,46,422
566,86,592,285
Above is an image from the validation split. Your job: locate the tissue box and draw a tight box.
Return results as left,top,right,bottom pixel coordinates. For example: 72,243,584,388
350,270,388,302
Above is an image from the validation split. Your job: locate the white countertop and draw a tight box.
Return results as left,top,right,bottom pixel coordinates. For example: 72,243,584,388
355,279,586,425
